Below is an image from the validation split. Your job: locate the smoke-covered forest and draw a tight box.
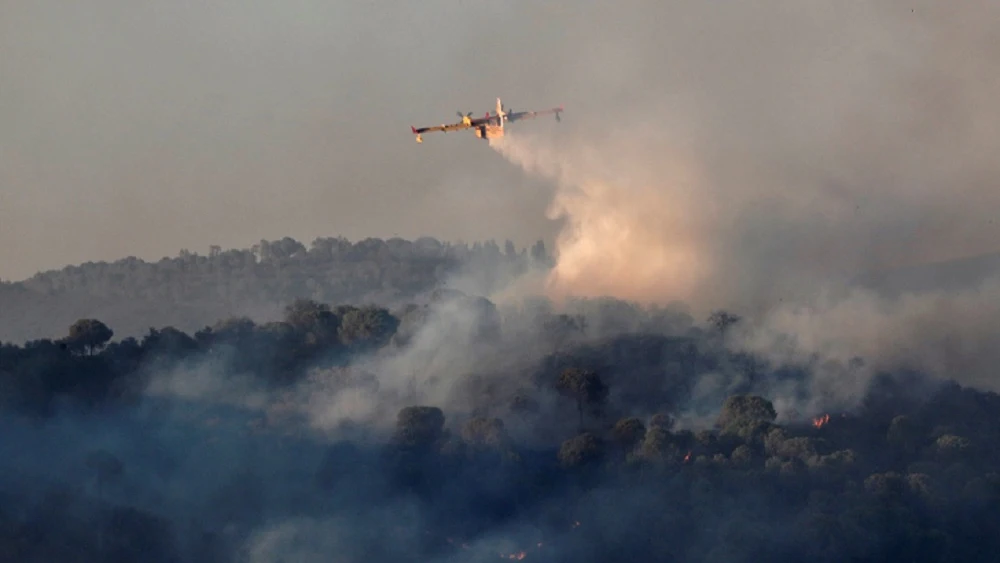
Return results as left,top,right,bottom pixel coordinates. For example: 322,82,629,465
0,236,553,344
8,0,1000,560
2,239,999,562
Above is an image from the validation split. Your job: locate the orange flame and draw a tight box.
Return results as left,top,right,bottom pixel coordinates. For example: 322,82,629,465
683,450,692,463
812,414,830,428
494,538,549,559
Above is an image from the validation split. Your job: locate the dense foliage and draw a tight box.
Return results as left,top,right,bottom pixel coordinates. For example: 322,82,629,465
0,236,553,343
2,285,998,562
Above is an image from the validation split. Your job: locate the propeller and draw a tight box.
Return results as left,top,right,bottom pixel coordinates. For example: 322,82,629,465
456,111,473,118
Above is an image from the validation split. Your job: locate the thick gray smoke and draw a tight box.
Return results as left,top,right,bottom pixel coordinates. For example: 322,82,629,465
6,2,1000,394
485,2,1000,310
483,1,1000,391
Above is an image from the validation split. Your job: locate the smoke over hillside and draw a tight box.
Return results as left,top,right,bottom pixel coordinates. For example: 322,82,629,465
5,2,1000,561
489,2,1000,313
483,1,1000,392
3,288,1000,562
489,132,707,306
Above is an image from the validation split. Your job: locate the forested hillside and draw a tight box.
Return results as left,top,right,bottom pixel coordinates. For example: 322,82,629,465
2,288,998,562
0,236,553,343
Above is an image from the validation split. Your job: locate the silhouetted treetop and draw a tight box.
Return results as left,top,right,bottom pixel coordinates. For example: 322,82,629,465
64,319,113,356
394,406,447,448
717,394,778,429
556,368,609,429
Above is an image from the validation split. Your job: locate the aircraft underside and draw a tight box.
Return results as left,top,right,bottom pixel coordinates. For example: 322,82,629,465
475,125,504,140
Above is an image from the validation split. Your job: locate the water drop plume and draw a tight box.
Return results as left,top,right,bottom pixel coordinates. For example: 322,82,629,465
489,131,713,310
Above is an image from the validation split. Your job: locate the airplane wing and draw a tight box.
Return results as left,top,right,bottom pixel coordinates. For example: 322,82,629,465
411,121,472,135
410,113,497,142
505,105,564,123
412,112,497,134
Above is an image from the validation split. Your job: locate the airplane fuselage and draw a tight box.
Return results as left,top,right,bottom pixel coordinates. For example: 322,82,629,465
475,123,505,140
474,99,507,140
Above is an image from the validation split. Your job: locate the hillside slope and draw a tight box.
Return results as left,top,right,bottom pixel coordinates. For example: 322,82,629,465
0,236,552,343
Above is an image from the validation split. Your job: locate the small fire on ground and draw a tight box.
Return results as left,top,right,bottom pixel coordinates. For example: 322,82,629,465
447,521,581,560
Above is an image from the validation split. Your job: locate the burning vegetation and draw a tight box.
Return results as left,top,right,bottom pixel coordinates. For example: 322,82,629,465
813,414,830,429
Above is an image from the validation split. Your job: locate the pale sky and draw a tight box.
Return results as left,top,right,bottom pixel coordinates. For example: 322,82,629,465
1,1,571,280
3,0,999,295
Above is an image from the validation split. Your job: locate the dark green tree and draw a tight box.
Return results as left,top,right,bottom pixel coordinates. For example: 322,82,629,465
461,416,509,448
64,319,114,356
338,305,400,350
284,299,340,344
393,406,447,450
716,394,777,430
611,417,647,457
716,394,778,446
556,367,609,429
558,432,604,469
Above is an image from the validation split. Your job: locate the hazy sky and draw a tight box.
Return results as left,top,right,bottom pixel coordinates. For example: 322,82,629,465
1,1,567,280
3,1,999,293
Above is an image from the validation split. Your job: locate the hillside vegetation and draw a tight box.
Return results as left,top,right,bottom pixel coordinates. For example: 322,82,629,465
2,284,998,562
0,236,552,343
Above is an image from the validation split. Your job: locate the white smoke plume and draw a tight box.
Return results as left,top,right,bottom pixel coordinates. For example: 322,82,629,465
489,131,709,308
486,2,1000,394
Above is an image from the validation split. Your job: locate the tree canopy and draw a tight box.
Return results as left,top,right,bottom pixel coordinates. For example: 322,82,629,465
1,244,998,562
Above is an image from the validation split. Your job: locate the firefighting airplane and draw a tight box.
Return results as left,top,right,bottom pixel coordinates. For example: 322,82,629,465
410,98,563,143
